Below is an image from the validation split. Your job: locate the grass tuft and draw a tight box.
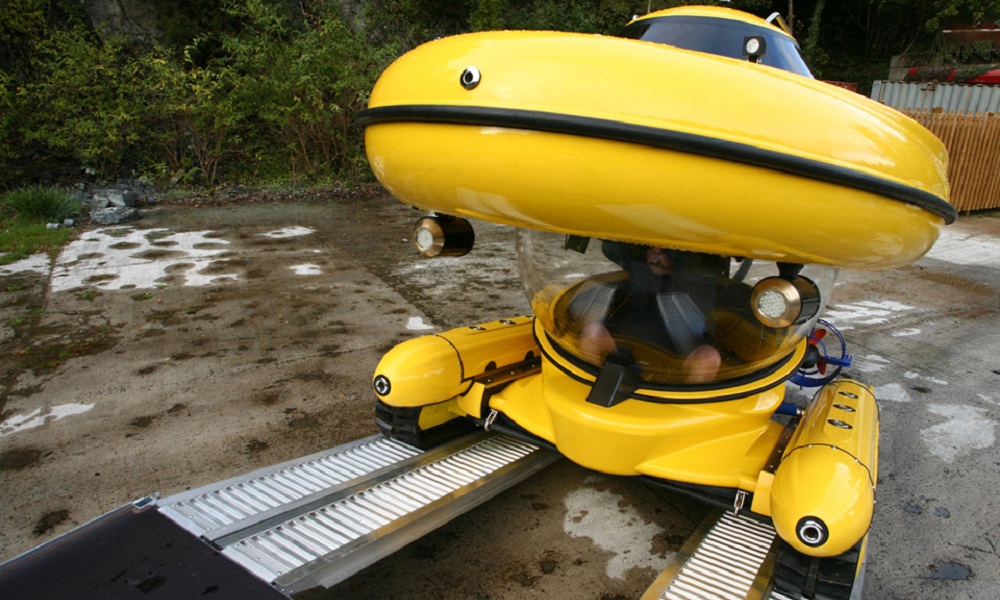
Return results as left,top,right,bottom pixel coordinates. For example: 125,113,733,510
1,187,79,265
0,221,73,265
2,186,81,221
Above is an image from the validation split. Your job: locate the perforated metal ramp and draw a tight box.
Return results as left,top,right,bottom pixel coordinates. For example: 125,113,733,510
158,432,559,595
159,435,423,542
643,511,781,600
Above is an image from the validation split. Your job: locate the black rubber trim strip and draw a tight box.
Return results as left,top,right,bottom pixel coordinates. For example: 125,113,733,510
532,326,800,404
356,105,957,224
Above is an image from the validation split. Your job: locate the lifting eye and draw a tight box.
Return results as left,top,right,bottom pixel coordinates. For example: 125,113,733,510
460,66,481,90
750,275,821,328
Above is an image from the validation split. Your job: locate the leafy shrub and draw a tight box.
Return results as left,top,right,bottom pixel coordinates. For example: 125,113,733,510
220,0,392,181
18,28,159,177
2,186,81,221
0,71,16,187
143,53,246,185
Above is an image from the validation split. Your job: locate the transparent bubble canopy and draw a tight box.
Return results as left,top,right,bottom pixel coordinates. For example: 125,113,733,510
517,230,837,386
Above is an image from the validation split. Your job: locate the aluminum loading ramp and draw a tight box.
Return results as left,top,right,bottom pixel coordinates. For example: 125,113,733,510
0,432,559,599
644,511,793,600
159,432,559,594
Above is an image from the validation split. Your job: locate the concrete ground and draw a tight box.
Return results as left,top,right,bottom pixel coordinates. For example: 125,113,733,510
0,191,997,599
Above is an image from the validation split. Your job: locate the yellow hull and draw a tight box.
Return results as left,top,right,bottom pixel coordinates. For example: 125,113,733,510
487,320,803,483
374,318,879,557
359,30,955,269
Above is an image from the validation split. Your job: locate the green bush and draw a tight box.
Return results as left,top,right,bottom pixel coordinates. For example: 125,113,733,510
18,28,159,177
0,71,16,187
2,186,81,221
4,1,391,186
2,0,797,189
143,53,246,185
220,0,392,182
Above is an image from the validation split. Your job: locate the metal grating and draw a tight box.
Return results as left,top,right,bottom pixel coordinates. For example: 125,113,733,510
159,436,421,539
220,435,543,589
659,512,777,600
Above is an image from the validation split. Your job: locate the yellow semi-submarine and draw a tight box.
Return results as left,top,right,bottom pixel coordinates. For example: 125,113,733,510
357,6,955,597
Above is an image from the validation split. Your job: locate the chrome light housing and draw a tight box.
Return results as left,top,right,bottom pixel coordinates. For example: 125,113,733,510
413,215,475,257
750,276,821,328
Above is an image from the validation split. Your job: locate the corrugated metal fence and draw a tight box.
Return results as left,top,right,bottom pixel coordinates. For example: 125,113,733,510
871,80,1000,115
871,81,1000,212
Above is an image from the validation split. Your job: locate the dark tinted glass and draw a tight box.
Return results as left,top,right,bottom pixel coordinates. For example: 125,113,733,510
618,16,813,78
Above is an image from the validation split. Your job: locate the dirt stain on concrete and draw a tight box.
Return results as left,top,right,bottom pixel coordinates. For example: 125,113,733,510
129,415,157,429
33,510,70,536
928,560,972,580
287,412,322,430
0,447,46,470
16,327,119,375
245,439,269,454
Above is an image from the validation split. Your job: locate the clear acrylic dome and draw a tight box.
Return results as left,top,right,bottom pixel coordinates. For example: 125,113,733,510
517,229,837,387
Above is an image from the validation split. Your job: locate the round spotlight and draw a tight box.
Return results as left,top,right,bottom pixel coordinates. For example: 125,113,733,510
750,275,821,328
413,215,475,257
743,35,767,61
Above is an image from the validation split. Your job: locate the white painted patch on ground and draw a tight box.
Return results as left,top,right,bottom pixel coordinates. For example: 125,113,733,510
1,403,96,436
905,371,949,386
290,264,322,276
824,300,914,327
924,229,1000,267
0,253,51,277
563,486,670,579
855,354,891,373
406,316,435,331
50,228,237,291
260,226,315,239
878,382,912,403
922,404,996,462
891,328,921,337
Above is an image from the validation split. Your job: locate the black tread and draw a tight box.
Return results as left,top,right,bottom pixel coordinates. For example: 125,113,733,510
375,399,476,450
771,539,861,600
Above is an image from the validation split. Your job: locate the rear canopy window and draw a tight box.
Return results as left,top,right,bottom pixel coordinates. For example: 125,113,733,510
618,15,813,78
